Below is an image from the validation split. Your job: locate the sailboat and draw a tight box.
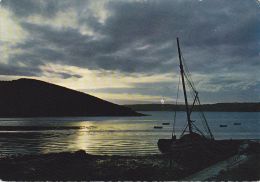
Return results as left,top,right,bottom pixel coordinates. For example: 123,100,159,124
157,38,242,163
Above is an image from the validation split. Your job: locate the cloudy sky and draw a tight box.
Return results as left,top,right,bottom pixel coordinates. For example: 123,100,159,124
0,0,259,104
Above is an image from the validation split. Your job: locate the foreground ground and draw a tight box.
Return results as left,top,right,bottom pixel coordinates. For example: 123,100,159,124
0,151,189,180
209,154,260,181
0,149,259,180
184,153,260,181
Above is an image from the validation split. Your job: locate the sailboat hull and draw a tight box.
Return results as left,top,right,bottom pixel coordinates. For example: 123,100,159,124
158,134,246,164
158,137,243,160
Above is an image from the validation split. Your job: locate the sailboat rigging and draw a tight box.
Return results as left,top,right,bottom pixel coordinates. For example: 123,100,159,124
173,38,213,140
157,38,243,162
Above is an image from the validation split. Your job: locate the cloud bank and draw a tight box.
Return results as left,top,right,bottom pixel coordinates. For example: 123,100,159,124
0,0,259,103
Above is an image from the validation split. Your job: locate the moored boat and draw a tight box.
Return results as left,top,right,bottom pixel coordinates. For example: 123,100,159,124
220,124,228,127
157,38,244,164
154,126,163,129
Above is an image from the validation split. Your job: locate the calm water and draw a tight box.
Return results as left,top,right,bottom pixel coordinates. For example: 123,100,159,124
0,111,259,156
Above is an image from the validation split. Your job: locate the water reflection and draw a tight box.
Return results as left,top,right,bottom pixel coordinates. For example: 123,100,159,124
0,112,259,156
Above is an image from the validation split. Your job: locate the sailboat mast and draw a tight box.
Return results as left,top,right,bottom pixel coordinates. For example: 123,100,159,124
177,37,193,134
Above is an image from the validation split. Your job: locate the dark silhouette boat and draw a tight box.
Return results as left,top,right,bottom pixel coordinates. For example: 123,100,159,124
154,126,163,129
220,124,228,127
162,122,170,125
234,122,241,125
157,38,243,164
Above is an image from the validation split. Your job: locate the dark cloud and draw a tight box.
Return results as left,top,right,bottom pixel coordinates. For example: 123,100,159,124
106,0,259,46
1,0,259,103
7,0,258,74
44,71,83,79
3,0,59,17
199,83,260,103
14,22,168,73
0,63,41,77
58,72,82,79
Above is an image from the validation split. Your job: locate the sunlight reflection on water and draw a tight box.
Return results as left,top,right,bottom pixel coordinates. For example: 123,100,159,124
0,111,259,156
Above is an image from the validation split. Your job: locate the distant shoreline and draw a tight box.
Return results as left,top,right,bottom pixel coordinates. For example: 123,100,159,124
125,103,260,112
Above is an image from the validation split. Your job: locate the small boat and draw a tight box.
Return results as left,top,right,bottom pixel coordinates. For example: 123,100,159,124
154,126,163,129
162,122,170,125
233,122,241,125
220,124,228,127
157,38,243,165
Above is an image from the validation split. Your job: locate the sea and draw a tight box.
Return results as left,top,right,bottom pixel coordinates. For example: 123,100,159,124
0,111,259,156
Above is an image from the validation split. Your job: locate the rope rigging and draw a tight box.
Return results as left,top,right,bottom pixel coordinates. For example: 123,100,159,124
176,49,214,140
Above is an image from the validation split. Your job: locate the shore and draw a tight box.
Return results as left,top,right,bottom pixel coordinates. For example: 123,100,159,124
208,154,260,180
0,149,259,181
184,153,260,181
0,151,189,180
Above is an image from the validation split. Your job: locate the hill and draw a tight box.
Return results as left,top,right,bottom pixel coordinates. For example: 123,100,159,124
125,103,260,112
0,78,143,117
